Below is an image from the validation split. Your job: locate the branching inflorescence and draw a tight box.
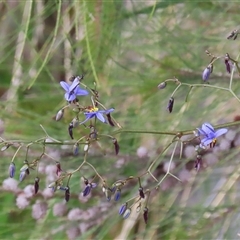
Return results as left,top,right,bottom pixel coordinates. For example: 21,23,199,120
1,28,240,228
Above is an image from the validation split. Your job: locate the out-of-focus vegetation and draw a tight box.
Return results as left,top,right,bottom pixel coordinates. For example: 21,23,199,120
0,1,240,239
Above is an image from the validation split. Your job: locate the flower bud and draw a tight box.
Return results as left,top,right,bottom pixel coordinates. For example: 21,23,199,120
104,188,112,201
119,203,127,215
158,82,167,89
139,187,145,199
202,64,212,81
55,109,64,121
65,186,70,202
73,143,79,155
34,177,40,194
72,117,79,128
167,97,174,113
68,123,74,139
19,170,28,182
227,29,238,40
84,144,89,152
224,53,231,74
143,207,149,224
114,188,121,201
1,144,10,151
106,113,115,127
56,162,62,176
9,162,15,178
82,184,91,197
112,138,119,155
123,208,131,219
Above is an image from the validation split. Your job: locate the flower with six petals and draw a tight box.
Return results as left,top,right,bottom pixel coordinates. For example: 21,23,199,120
197,122,228,148
60,76,88,102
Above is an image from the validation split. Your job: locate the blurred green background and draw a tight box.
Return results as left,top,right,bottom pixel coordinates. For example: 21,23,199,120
0,0,240,239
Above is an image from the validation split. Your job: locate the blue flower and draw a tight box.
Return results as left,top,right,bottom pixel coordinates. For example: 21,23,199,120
80,107,114,125
60,76,88,102
197,123,228,148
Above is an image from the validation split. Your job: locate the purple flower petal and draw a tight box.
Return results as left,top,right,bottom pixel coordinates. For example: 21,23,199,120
75,87,89,96
202,123,214,134
60,81,69,92
80,115,92,125
69,77,80,92
96,112,106,123
65,92,76,102
215,128,228,138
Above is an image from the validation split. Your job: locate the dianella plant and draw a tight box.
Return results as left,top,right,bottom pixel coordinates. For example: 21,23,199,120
1,1,240,240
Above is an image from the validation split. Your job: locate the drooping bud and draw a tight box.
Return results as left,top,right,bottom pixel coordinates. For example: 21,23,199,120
202,64,213,81
114,188,121,201
9,162,15,178
224,53,231,74
48,182,57,192
158,82,167,89
123,208,131,219
56,162,62,176
84,144,89,152
139,187,145,199
106,113,115,127
82,184,92,197
1,144,10,152
65,186,70,202
112,138,119,155
143,207,149,224
55,109,64,121
195,154,202,171
119,203,127,215
68,122,74,139
167,97,174,113
73,143,79,155
19,170,29,182
104,187,112,201
72,117,79,128
227,29,238,40
34,177,40,194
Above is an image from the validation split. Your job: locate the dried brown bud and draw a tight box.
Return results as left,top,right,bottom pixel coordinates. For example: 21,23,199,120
65,186,70,202
143,207,149,224
112,138,119,155
106,113,115,127
34,177,40,194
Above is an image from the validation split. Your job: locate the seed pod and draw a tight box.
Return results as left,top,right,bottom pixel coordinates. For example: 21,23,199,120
112,138,119,155
139,187,145,199
65,186,70,202
55,109,64,121
167,97,174,113
9,162,15,178
34,177,40,194
143,207,149,224
106,113,114,127
123,208,131,219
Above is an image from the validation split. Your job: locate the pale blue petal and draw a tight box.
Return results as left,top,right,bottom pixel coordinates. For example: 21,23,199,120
98,108,115,114
69,77,80,92
215,128,228,138
60,81,70,92
80,116,92,125
96,112,106,123
201,138,213,146
201,123,214,135
197,128,206,136
75,87,89,96
65,92,76,101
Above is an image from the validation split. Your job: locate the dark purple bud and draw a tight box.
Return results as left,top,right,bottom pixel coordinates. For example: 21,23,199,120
224,54,231,74
65,186,70,202
111,186,116,194
195,154,202,171
106,113,115,127
119,203,127,215
112,138,119,155
143,207,149,224
114,188,121,201
158,82,167,89
139,187,145,199
9,162,15,178
233,34,238,40
167,97,174,113
34,177,40,194
56,162,62,176
123,208,131,219
68,122,74,139
202,65,212,81
82,184,92,197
